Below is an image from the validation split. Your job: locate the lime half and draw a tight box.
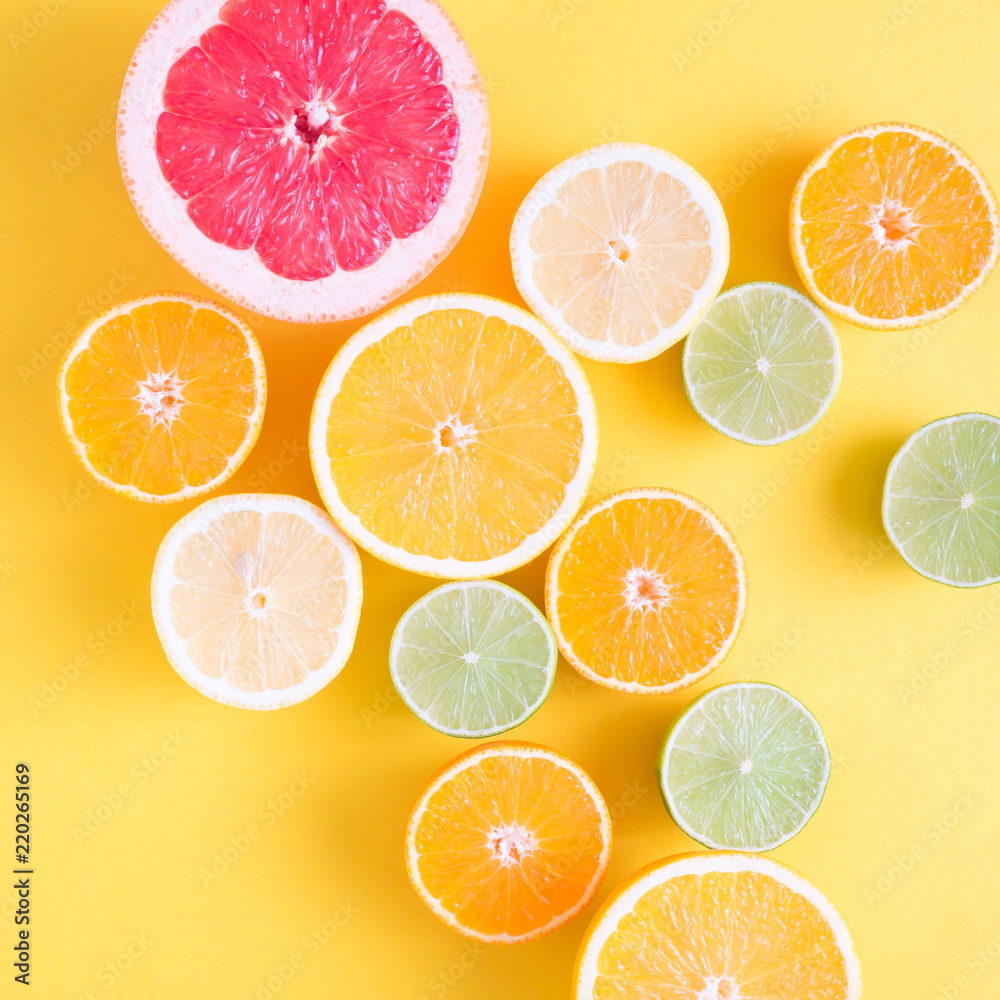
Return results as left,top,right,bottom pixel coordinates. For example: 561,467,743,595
658,682,830,851
682,282,840,445
390,581,556,738
883,412,1000,587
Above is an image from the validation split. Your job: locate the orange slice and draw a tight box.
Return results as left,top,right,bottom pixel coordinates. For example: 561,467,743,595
791,122,999,330
152,493,363,710
310,293,598,579
405,742,611,944
58,292,265,503
546,488,746,694
511,142,729,362
574,852,862,1000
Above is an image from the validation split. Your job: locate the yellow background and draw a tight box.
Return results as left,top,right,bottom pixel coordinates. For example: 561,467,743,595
2,0,999,996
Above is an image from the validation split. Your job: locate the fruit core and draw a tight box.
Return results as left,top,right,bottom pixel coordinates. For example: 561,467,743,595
624,568,672,609
488,824,537,865
136,371,186,424
877,203,915,245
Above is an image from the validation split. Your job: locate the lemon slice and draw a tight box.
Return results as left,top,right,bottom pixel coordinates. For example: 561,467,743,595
151,493,363,709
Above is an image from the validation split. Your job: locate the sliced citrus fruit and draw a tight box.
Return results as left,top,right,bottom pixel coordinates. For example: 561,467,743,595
310,293,598,579
658,682,830,851
510,142,729,363
390,581,556,738
546,488,746,694
883,412,1000,587
574,852,862,999
119,0,489,323
58,292,265,503
791,122,999,330
151,493,363,709
406,742,611,943
682,281,841,446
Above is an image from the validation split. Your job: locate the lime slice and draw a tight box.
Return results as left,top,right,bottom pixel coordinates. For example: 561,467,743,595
658,682,830,851
390,581,557,738
883,412,1000,587
682,282,840,445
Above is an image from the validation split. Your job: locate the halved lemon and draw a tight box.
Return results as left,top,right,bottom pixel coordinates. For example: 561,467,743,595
406,742,611,944
310,293,598,579
574,852,862,999
546,488,746,694
151,493,363,710
58,292,265,503
511,142,729,363
791,122,999,330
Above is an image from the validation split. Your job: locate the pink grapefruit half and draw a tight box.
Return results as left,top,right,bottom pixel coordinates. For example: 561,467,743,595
118,0,490,323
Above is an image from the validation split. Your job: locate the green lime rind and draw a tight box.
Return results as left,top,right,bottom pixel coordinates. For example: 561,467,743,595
657,682,830,852
883,412,1000,589
389,580,557,739
682,281,841,447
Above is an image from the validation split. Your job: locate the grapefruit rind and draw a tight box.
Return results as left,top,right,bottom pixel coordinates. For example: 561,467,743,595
405,741,613,944
309,293,599,579
151,492,363,710
118,0,490,323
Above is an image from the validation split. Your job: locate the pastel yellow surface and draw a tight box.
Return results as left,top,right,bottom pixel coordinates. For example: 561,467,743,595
1,0,998,997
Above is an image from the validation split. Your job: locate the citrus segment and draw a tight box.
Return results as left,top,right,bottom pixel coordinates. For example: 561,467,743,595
883,412,1000,587
390,581,556,738
574,853,861,999
791,122,998,330
119,0,489,322
658,682,830,851
546,488,746,694
152,493,363,709
511,143,729,362
406,742,611,943
58,293,265,503
310,294,598,579
682,281,841,446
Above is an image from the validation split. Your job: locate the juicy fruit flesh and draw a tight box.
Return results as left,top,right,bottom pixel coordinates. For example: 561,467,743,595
663,685,828,850
62,300,259,497
393,585,553,735
592,869,849,998
885,415,1000,585
411,751,606,939
797,128,995,321
553,496,742,688
167,508,350,691
529,160,712,347
156,0,459,281
684,285,838,443
322,308,586,562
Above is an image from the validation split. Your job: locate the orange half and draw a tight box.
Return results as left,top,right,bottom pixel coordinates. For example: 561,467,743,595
58,292,265,502
574,852,862,999
791,122,999,330
405,742,611,944
546,488,746,694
